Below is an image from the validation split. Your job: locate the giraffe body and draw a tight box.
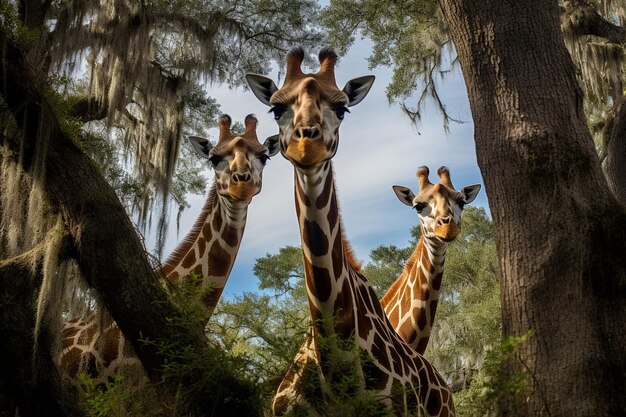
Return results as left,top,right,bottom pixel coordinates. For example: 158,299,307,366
248,48,455,416
56,114,278,387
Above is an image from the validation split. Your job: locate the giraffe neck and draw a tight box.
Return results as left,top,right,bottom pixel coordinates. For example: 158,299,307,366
280,162,455,416
381,232,447,353
293,162,355,337
161,183,248,317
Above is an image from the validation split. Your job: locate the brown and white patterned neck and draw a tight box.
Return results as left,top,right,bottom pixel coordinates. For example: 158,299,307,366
161,184,248,316
381,234,447,353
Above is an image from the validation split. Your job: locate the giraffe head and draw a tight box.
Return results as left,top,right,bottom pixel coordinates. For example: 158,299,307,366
189,114,279,202
246,47,375,167
393,166,481,242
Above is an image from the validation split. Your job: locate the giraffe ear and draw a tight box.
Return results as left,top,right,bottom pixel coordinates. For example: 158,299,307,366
188,135,213,159
461,184,481,204
342,75,375,107
392,185,415,207
246,73,278,106
263,134,280,157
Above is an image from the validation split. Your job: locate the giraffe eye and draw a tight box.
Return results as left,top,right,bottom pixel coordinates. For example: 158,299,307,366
258,154,270,166
208,154,223,167
334,106,349,120
269,105,286,120
413,202,427,214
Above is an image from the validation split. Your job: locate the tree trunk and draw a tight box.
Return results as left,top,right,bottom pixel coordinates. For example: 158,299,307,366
0,248,80,417
0,30,261,416
603,96,626,207
438,1,626,416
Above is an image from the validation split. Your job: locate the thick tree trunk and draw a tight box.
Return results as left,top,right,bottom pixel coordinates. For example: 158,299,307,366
0,31,261,416
603,96,626,206
0,248,80,417
439,1,626,416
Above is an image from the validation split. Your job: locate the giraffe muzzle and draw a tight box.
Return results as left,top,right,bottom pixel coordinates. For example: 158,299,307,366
285,134,328,167
231,172,251,183
434,222,461,241
294,125,322,140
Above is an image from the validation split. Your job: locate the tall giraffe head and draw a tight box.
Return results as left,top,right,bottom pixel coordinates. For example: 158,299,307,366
189,114,279,202
393,166,481,242
246,48,375,167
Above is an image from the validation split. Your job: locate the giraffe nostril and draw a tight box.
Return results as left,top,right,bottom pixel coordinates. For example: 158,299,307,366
309,126,320,139
300,127,314,138
232,172,251,183
437,216,452,226
294,126,321,140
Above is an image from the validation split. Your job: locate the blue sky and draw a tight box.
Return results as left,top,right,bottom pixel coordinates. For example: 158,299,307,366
150,39,486,298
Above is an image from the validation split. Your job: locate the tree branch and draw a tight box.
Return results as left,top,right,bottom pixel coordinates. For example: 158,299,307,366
562,0,626,44
602,95,626,206
68,96,108,122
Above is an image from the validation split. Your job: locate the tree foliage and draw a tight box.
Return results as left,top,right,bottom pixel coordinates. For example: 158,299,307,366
208,247,310,408
321,0,458,128
26,0,325,251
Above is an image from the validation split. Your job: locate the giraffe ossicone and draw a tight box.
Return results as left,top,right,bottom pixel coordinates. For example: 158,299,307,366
383,166,481,353
248,48,455,417
57,113,279,390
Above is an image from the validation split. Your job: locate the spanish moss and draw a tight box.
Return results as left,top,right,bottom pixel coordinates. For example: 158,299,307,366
561,0,626,106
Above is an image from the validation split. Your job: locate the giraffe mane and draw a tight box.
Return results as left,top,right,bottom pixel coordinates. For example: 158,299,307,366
161,183,218,276
341,227,362,272
332,167,362,272
379,240,422,305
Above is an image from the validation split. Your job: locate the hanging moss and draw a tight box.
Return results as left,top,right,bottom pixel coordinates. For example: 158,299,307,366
561,0,626,106
40,0,323,252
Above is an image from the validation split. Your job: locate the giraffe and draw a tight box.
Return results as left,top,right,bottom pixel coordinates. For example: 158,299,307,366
247,47,455,416
382,166,481,354
57,114,279,389
263,167,480,412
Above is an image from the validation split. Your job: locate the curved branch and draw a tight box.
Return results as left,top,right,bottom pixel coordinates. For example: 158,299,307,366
602,95,626,206
562,0,626,44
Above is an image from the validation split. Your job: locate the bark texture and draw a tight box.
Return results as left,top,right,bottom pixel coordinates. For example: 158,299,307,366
0,249,80,417
603,96,626,207
439,1,626,416
0,29,260,417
